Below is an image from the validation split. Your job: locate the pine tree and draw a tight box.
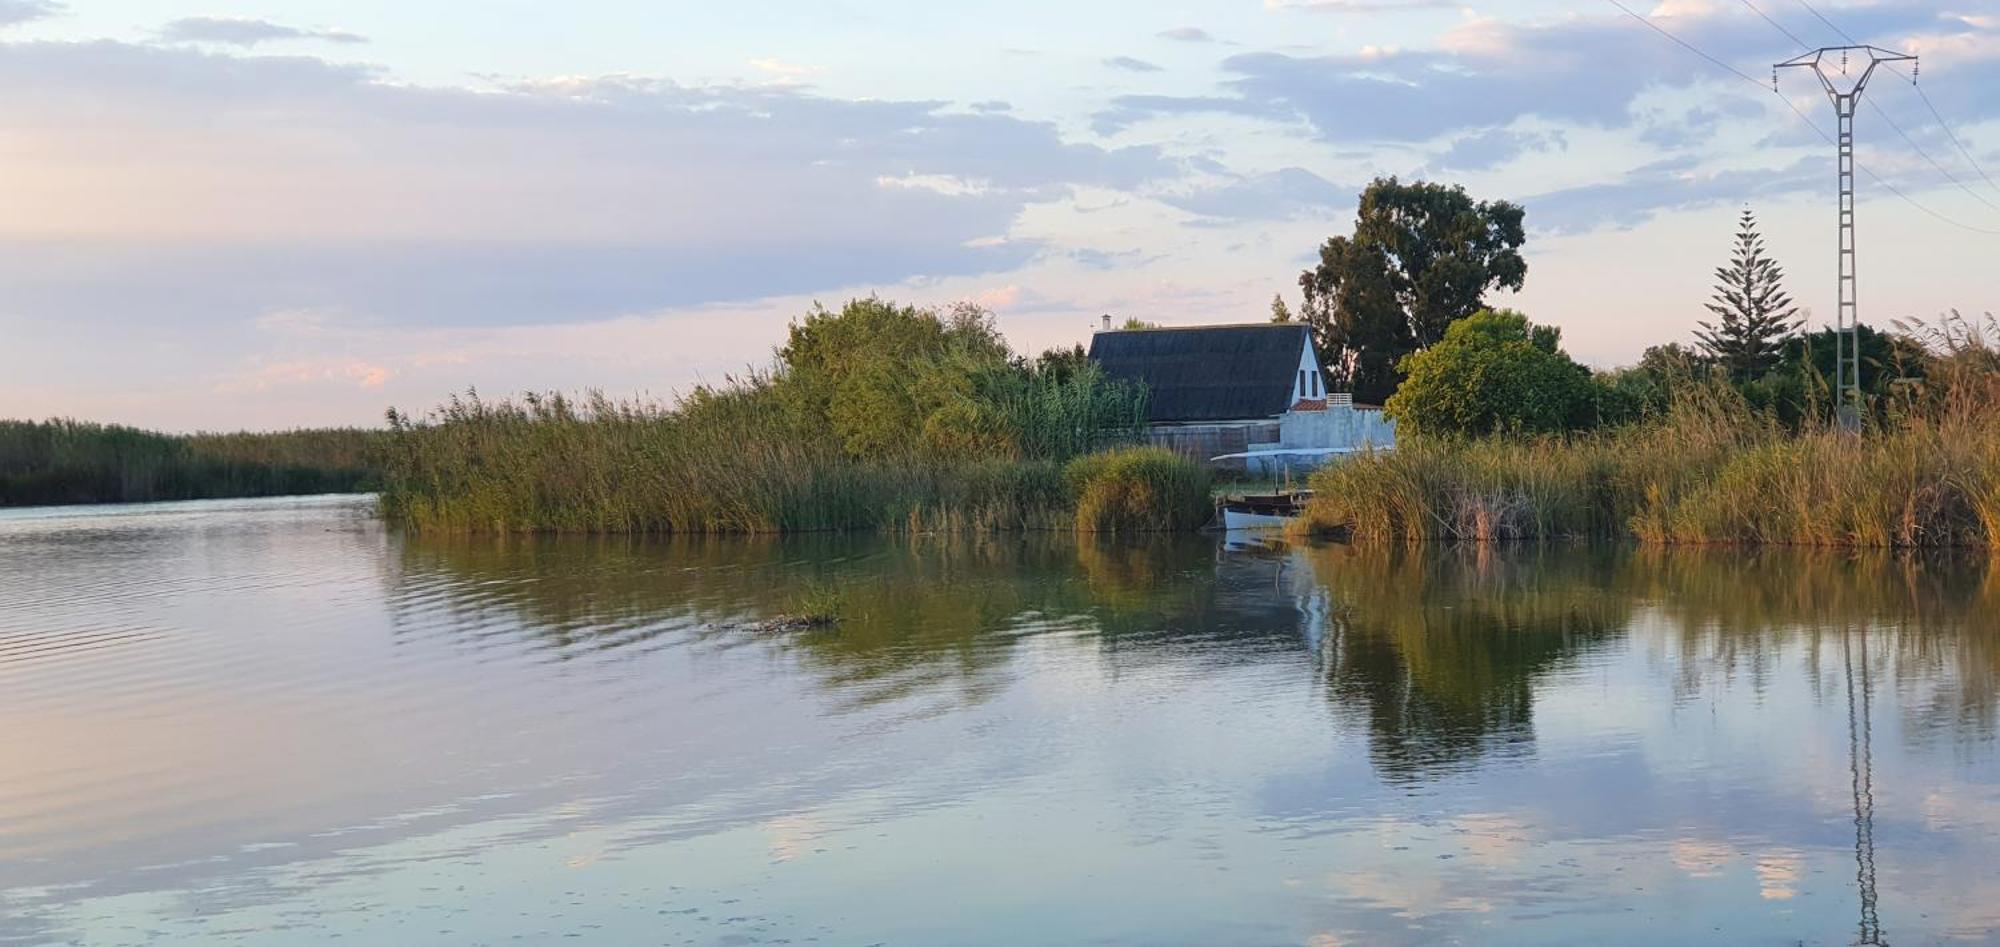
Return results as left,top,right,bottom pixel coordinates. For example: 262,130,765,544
1270,294,1293,323
1696,209,1802,382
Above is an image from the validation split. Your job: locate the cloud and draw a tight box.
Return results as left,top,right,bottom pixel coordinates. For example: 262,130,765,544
748,56,820,80
159,16,366,46
213,356,393,394
1095,3,1983,143
1157,27,1214,42
1431,127,1568,172
1103,55,1162,73
1157,166,1351,221
0,40,1174,333
1266,0,1458,10
1526,155,1821,234
0,0,56,27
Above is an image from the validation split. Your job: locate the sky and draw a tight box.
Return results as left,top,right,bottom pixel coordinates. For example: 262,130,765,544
1,0,1996,431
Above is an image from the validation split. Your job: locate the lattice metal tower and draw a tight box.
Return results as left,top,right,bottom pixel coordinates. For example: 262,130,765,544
1775,46,1917,429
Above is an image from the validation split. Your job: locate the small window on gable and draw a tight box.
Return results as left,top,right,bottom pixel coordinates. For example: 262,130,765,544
1298,370,1308,399
1310,371,1320,398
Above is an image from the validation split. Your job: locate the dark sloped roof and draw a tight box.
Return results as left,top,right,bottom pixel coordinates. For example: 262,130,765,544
1088,324,1309,423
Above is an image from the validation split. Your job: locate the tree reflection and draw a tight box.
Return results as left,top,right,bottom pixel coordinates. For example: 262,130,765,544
1304,545,1627,782
1300,544,2000,787
388,531,1249,712
388,530,2000,761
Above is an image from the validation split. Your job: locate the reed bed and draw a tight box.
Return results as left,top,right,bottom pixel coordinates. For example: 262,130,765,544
0,419,382,506
379,391,1211,535
1298,343,2000,548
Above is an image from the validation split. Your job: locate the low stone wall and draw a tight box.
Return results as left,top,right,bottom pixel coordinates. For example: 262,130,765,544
1142,421,1281,468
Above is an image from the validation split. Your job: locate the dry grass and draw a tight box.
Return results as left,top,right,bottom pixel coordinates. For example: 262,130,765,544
1299,318,2000,548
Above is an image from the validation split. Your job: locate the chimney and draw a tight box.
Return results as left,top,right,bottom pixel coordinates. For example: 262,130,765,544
1102,314,1112,331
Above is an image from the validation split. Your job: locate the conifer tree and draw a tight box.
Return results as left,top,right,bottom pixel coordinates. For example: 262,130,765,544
1696,209,1802,382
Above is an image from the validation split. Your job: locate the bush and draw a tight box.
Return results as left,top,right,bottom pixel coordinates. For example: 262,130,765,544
1386,309,1596,437
1066,447,1214,533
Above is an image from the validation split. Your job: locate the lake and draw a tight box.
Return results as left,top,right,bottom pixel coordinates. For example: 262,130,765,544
2,495,1997,946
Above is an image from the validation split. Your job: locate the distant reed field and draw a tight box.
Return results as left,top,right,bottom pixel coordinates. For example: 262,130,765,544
0,420,382,507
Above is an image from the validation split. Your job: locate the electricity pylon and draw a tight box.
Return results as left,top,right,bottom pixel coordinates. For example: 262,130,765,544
1775,45,1917,430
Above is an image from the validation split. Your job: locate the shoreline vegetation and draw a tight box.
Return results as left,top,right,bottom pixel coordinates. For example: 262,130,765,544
0,420,382,507
377,299,1215,534
1297,321,2000,548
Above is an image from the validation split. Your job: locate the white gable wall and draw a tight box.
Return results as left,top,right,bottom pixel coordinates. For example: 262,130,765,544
1290,337,1324,404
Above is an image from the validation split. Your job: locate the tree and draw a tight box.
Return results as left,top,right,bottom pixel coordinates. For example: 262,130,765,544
1385,309,1595,437
778,298,1013,458
1119,317,1157,330
1300,177,1528,405
1269,294,1293,323
1696,209,1802,382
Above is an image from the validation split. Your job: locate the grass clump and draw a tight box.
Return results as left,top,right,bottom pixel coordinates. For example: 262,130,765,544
792,581,847,627
1066,446,1214,533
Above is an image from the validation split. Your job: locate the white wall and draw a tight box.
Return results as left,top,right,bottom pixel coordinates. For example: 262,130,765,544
1277,406,1397,452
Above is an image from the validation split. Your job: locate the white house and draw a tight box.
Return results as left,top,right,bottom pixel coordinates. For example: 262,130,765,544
1087,322,1395,473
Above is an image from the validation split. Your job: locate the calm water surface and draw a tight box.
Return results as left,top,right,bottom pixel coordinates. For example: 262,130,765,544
3,495,1998,946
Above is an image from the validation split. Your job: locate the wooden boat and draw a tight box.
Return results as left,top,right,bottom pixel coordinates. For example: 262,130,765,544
1219,491,1310,531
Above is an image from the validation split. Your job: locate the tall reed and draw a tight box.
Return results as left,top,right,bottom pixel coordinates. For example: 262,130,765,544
1298,344,2000,548
378,389,1204,534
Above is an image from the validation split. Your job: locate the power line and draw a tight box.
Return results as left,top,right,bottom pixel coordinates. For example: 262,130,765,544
1600,0,2000,236
1740,0,2000,215
1793,0,1860,47
1864,99,2000,215
1737,0,1810,51
1606,0,1765,86
1788,0,2000,201
1907,81,2000,198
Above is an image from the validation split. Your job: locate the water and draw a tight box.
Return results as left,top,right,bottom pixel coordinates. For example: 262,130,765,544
2,496,1997,946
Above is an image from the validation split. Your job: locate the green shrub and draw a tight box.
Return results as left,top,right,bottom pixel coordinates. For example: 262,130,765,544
1385,309,1596,437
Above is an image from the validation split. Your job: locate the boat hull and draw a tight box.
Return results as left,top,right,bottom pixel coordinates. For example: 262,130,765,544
1221,508,1294,531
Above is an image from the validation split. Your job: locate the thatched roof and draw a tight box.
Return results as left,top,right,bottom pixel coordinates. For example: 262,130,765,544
1088,324,1309,423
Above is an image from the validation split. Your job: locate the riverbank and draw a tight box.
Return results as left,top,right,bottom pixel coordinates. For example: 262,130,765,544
0,420,383,507
377,390,1212,534
1295,379,2000,547
377,299,1212,535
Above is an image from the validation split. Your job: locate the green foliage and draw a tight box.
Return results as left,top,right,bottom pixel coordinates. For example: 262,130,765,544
1298,177,1528,404
1384,309,1595,437
773,297,1144,462
1065,446,1214,533
0,420,382,507
378,298,1175,534
1696,209,1802,381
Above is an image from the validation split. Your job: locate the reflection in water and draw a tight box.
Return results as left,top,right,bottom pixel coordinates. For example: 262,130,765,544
3,498,1999,945
1847,630,1882,946
1305,545,1627,782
